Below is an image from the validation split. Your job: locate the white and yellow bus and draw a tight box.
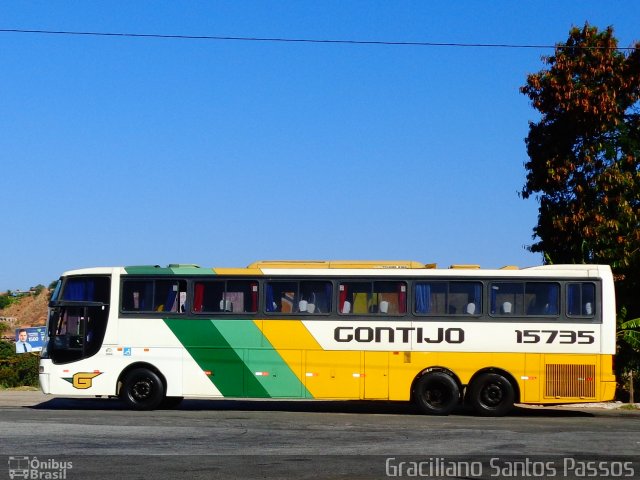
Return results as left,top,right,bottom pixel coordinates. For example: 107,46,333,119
39,261,616,416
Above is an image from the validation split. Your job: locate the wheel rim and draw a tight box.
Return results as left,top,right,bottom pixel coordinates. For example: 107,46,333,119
424,381,451,407
480,382,504,407
131,377,153,401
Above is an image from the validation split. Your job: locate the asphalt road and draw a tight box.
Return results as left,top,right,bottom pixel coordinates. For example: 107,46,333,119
1,392,639,479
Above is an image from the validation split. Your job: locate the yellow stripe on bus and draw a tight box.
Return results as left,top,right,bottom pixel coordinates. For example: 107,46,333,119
254,320,323,397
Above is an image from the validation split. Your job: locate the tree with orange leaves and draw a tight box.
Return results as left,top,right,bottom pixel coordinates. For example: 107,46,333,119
522,24,640,395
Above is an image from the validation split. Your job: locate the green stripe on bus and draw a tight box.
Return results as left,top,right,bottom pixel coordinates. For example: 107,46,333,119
124,266,175,275
213,321,309,398
168,266,215,275
125,265,215,275
164,319,270,398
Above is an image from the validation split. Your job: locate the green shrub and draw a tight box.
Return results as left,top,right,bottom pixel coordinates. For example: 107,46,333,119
0,340,40,388
0,295,13,310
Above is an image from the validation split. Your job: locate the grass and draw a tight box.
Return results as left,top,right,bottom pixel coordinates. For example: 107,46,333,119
0,385,40,391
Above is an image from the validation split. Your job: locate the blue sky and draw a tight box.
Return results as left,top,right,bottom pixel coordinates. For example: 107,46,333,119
1,1,639,291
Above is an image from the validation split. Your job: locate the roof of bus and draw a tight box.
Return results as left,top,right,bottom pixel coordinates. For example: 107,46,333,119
59,262,612,278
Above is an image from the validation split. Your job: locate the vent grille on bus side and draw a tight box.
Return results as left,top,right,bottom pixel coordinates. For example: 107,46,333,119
544,364,596,399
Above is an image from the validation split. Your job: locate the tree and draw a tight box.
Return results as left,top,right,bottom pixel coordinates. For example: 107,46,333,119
522,24,640,269
0,341,39,388
617,309,640,402
521,24,640,396
0,295,11,310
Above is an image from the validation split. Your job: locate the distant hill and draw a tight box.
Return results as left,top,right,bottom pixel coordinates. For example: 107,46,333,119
0,290,49,337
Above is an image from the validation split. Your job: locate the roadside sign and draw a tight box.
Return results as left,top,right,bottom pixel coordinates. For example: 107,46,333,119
14,326,46,353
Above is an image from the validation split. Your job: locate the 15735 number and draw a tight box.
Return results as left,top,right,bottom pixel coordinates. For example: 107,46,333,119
515,329,595,344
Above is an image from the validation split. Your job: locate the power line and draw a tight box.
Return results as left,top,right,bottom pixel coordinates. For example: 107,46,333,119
0,28,637,50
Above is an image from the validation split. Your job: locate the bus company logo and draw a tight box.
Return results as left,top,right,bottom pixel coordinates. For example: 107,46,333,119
62,372,102,389
334,326,465,344
8,456,72,479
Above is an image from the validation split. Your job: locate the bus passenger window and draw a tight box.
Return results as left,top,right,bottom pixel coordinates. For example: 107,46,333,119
227,280,259,313
154,281,187,312
195,280,258,314
193,281,225,312
490,282,523,316
567,283,596,317
490,282,559,317
450,282,482,316
299,281,332,314
265,281,331,314
121,280,187,313
374,281,407,314
339,281,406,315
265,282,297,313
122,281,153,311
415,281,481,316
525,283,559,316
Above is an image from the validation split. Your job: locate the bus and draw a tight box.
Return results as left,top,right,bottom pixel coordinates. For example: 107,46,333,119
38,261,617,416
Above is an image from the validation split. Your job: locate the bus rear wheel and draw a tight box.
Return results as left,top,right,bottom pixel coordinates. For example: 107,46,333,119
413,371,460,415
468,373,515,417
120,368,165,410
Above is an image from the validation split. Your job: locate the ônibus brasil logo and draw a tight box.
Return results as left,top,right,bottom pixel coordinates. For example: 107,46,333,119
8,456,72,479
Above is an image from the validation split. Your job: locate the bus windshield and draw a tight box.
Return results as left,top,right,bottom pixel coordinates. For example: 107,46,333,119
45,276,111,364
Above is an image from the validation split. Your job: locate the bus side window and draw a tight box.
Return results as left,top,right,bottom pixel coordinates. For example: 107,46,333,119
193,281,224,312
226,280,258,313
525,283,559,316
265,281,297,313
121,280,186,313
567,283,596,317
339,281,406,315
416,281,481,316
122,281,153,311
414,282,446,315
374,281,407,314
490,282,523,316
450,282,482,316
299,281,332,314
195,280,258,314
154,280,187,312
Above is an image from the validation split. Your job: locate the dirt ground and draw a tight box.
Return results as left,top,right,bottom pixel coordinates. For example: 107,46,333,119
0,290,49,338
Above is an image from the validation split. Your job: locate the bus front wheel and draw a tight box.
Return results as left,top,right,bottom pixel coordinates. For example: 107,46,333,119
120,368,165,410
468,373,515,417
413,371,460,415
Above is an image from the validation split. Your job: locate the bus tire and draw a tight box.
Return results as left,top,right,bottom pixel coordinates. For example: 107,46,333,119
468,373,514,417
413,371,460,415
120,368,165,410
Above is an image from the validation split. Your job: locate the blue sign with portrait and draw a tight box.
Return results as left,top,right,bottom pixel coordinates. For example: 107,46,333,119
15,326,46,353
